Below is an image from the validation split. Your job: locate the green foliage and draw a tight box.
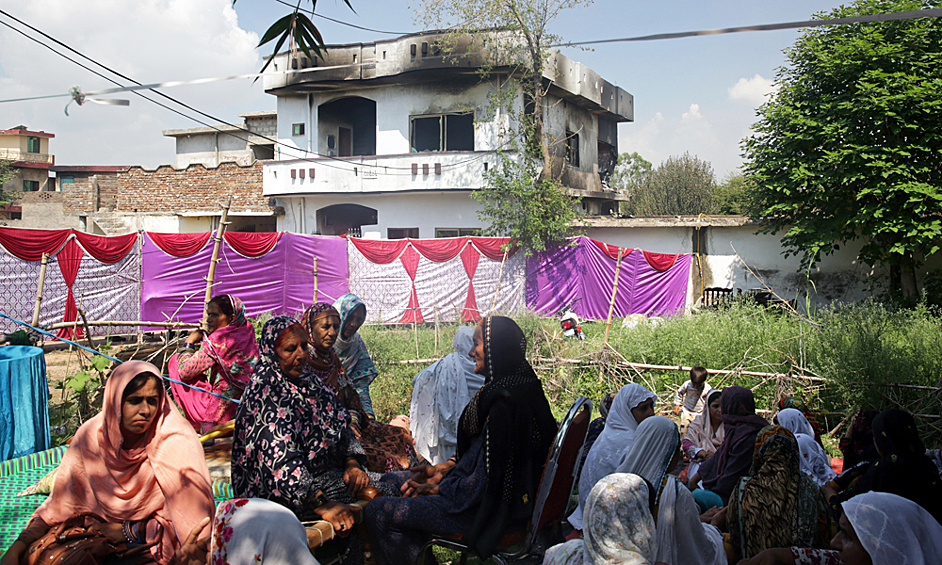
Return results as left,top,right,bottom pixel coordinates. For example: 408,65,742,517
713,173,754,216
0,159,16,206
743,0,942,298
51,345,114,445
628,152,716,216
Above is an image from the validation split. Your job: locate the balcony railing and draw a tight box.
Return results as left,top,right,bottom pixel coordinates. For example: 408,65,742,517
0,149,54,164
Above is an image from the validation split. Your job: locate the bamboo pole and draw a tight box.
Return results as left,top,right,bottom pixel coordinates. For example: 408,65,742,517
45,320,202,331
489,249,509,315
312,254,319,303
603,248,625,347
31,253,49,327
202,197,231,329
530,356,828,382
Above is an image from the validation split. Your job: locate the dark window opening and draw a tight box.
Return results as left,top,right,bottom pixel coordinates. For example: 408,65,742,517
317,97,377,157
598,140,616,187
410,113,473,152
10,211,22,220
435,228,481,238
22,180,39,192
315,203,377,236
388,228,419,239
566,130,580,168
252,144,275,161
26,136,40,153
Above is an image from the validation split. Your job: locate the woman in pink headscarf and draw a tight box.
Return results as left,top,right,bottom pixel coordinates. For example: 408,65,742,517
1,361,215,565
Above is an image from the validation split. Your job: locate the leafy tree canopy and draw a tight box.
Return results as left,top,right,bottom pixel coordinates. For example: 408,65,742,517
610,151,652,195
628,152,715,216
743,0,942,298
714,173,754,216
0,160,16,207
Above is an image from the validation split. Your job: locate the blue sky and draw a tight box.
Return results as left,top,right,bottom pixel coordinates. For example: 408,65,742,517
0,0,845,176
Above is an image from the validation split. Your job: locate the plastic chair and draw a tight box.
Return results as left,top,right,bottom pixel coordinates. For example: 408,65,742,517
417,396,593,565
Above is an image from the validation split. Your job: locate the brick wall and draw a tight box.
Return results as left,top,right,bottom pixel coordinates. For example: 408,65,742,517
63,162,266,214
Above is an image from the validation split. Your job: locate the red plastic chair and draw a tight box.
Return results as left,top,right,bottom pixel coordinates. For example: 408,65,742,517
417,396,593,565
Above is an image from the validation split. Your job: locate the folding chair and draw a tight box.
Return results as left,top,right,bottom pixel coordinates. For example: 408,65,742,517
417,396,593,565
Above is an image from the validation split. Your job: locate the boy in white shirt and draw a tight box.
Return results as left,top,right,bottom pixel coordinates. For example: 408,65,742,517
673,366,711,429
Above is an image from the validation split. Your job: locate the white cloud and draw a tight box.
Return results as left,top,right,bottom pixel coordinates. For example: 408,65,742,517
682,103,702,121
727,74,778,106
0,0,268,167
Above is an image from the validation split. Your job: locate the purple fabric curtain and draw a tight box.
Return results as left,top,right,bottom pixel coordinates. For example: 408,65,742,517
141,232,349,325
525,237,690,320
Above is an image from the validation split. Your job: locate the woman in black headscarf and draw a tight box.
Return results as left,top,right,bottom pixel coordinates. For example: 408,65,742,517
827,408,942,524
364,316,557,565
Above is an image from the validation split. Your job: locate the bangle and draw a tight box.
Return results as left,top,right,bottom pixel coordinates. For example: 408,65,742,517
122,521,136,544
182,342,197,351
311,493,329,509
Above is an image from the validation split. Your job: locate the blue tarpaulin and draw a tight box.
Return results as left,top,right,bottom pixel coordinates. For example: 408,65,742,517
0,346,50,460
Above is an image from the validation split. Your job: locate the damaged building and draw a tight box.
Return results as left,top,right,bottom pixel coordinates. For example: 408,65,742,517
261,30,634,238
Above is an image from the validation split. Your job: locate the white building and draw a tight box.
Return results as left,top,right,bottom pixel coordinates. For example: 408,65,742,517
163,111,277,169
261,31,633,238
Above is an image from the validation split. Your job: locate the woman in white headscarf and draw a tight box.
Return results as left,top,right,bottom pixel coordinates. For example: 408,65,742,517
737,491,942,565
776,408,836,486
543,473,656,565
568,383,656,530
409,326,484,464
615,416,725,565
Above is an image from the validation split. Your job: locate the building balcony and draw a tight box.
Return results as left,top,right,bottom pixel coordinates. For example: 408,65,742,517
262,151,501,196
0,149,54,165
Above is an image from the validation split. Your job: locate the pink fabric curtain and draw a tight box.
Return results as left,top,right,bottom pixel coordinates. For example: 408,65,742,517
55,239,84,339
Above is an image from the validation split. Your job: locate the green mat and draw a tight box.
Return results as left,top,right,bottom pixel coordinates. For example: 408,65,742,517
1,447,233,552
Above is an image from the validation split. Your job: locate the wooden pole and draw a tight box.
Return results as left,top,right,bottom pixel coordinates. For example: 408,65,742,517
31,253,49,327
202,197,231,329
44,320,202,331
489,249,509,315
603,248,625,347
312,254,319,303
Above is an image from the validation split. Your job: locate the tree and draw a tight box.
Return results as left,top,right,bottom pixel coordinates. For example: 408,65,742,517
0,160,16,207
743,0,942,300
628,153,715,216
713,173,754,216
610,151,653,194
417,0,591,253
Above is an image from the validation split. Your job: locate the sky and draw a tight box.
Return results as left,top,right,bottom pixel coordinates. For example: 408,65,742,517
0,0,847,178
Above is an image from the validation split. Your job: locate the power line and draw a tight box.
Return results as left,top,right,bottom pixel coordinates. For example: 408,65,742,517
269,0,409,35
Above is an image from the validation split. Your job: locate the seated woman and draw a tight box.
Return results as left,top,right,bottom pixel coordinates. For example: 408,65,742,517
171,294,259,433
209,498,320,565
778,397,825,443
825,408,942,524
569,382,657,530
410,325,485,464
333,294,379,416
364,316,557,565
737,491,942,565
683,389,725,480
1,361,215,565
615,416,725,565
776,408,836,486
726,426,833,562
231,316,388,565
690,386,768,504
543,473,657,565
302,303,425,473
838,409,879,470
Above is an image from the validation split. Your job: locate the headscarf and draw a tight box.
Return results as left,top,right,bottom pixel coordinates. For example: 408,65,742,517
834,408,942,524
698,386,768,503
614,416,725,565
35,361,214,564
231,316,352,516
543,473,656,565
776,408,815,438
728,426,831,560
571,383,657,529
456,316,557,559
778,397,823,440
332,293,379,414
300,303,347,383
410,326,484,464
683,389,725,458
839,410,879,468
209,498,318,565
203,295,258,391
777,408,835,486
842,491,942,565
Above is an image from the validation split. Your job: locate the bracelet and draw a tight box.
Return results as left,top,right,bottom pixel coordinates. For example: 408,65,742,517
122,521,136,544
182,342,198,351
311,493,329,509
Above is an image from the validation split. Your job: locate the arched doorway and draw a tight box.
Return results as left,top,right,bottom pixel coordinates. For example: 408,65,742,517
317,97,377,157
316,203,378,236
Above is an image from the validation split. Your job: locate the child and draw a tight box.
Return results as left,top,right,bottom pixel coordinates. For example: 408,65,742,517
673,366,712,428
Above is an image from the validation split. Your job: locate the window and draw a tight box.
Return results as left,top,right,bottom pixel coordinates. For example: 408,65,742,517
292,123,305,136
435,228,481,238
22,180,39,192
26,136,40,153
410,113,473,152
388,228,419,239
565,131,580,168
59,175,74,185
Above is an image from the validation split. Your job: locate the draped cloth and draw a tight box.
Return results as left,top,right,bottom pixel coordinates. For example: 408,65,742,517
777,409,835,486
333,294,379,416
683,389,725,460
614,416,725,565
410,326,484,464
456,316,557,559
698,386,768,504
570,383,656,529
842,491,942,565
209,498,319,565
171,295,258,430
231,316,353,517
727,426,832,561
35,361,215,565
543,473,656,565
